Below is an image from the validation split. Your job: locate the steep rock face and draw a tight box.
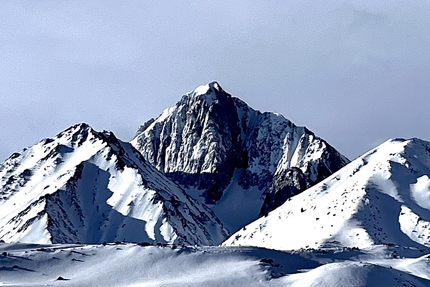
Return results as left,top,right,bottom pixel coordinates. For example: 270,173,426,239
224,138,430,250
0,123,228,245
134,83,243,204
132,82,349,231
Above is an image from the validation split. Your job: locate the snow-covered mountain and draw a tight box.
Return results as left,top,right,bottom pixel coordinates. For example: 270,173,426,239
0,123,228,245
4,83,430,286
224,138,430,250
132,81,349,232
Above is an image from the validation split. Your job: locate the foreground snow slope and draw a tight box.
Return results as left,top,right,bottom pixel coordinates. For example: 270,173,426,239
132,81,348,232
0,123,227,245
1,243,429,287
224,138,430,250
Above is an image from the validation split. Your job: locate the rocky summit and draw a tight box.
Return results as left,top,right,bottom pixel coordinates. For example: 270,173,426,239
132,82,349,232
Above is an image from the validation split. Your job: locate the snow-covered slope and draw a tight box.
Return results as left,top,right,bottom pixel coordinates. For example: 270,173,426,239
224,138,430,250
132,82,349,232
1,242,430,287
0,123,227,245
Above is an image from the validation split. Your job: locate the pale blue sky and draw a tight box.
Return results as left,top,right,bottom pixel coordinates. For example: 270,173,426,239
1,1,430,161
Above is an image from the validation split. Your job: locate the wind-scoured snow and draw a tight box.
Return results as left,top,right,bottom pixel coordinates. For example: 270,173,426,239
1,243,430,287
132,82,348,233
224,138,430,251
0,123,228,245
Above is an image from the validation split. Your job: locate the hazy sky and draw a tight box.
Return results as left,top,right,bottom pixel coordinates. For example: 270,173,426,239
1,1,430,161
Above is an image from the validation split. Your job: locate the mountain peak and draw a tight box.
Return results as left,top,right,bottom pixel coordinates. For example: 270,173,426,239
185,81,228,106
55,122,95,140
0,124,228,245
132,83,349,232
65,122,92,132
224,137,430,250
192,81,222,95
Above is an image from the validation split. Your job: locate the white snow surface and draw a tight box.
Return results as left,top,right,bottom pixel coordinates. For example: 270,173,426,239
0,123,227,245
224,138,430,250
1,242,430,287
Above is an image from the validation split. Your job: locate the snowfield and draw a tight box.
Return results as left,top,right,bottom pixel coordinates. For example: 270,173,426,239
1,242,430,287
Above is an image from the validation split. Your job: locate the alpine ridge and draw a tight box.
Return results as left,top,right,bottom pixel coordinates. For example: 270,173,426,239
3,82,430,286
0,123,228,245
132,81,349,232
224,138,430,251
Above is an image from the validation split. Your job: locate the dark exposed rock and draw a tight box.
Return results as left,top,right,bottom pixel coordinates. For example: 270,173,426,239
260,167,309,216
132,82,349,229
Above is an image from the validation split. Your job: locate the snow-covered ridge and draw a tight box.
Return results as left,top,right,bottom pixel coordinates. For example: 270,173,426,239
224,138,430,251
0,123,228,245
3,82,430,286
132,82,349,232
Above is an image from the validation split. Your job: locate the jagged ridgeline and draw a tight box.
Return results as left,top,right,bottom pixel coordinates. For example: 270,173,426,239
0,81,348,245
132,82,349,232
0,123,228,245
